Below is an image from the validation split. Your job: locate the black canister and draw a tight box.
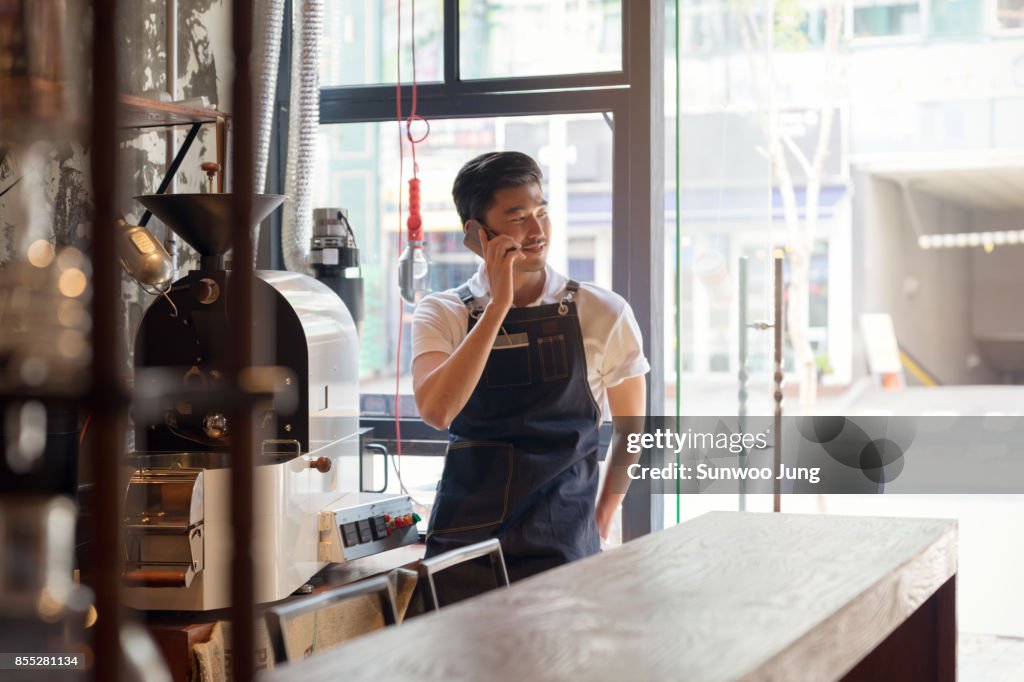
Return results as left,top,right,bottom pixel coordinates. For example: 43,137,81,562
310,208,364,331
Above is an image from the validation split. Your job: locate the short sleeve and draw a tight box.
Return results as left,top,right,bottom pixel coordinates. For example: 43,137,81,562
599,304,651,389
411,295,460,362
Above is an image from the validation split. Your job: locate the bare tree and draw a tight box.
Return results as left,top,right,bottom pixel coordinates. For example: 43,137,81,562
736,0,845,406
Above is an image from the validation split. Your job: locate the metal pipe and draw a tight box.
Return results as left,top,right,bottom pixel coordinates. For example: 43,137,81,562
166,0,177,99
88,0,125,679
738,256,747,510
230,0,256,678
165,0,178,263
738,257,748,418
773,256,784,512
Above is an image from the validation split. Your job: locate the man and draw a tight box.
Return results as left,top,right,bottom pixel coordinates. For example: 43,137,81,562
411,151,647,594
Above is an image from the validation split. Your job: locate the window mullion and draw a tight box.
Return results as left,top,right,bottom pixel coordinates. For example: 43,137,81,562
444,0,459,85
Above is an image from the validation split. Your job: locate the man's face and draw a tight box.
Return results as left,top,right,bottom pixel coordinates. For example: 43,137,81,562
480,183,551,273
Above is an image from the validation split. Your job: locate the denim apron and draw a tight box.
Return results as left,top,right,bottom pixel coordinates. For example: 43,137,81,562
424,280,602,594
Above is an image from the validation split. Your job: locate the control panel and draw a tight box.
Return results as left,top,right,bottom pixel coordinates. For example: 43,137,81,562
318,494,420,563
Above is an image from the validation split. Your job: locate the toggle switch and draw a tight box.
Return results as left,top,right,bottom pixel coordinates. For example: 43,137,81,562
341,523,359,547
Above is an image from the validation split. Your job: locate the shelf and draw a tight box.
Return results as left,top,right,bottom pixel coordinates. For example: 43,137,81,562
117,95,230,200
118,94,230,130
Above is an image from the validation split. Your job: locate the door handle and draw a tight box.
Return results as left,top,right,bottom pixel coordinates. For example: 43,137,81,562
361,442,390,493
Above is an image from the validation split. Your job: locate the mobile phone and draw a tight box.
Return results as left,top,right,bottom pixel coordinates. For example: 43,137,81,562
464,220,521,258
463,219,495,257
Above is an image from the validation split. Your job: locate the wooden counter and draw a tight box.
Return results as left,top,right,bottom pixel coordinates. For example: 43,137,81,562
260,512,957,682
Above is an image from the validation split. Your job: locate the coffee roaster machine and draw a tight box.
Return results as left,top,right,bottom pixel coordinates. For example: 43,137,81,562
121,193,416,611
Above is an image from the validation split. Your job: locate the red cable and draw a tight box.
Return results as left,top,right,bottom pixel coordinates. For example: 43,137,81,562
404,0,426,249
405,0,430,177
393,0,431,491
395,0,405,476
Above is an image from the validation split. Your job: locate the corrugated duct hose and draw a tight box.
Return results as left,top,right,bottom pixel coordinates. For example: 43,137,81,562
252,0,286,264
281,0,322,273
251,0,319,272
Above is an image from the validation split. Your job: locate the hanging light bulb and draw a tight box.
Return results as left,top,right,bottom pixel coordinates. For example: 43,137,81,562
398,178,430,303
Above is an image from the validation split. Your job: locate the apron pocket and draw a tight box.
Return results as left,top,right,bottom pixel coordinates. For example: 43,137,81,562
430,441,514,534
537,334,569,382
485,340,532,388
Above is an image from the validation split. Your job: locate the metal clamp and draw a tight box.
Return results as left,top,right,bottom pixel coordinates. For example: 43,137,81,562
558,288,575,316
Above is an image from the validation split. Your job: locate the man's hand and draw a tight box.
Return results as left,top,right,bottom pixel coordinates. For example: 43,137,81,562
479,227,524,313
596,375,647,541
597,502,617,542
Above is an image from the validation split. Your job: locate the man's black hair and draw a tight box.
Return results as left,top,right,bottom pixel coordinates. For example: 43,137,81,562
452,151,543,226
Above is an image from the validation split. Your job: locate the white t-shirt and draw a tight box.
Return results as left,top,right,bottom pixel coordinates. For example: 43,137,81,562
411,264,650,415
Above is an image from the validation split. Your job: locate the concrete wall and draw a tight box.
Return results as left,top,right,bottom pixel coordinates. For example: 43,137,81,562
0,0,230,369
852,170,999,385
969,208,1024,338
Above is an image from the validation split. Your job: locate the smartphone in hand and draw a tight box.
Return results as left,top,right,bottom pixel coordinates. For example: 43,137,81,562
463,219,495,257
464,220,519,258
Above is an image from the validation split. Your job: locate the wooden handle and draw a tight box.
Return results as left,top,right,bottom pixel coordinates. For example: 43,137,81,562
310,456,332,473
123,568,188,587
201,162,221,193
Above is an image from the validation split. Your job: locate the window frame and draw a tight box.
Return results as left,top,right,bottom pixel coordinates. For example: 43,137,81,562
270,0,666,538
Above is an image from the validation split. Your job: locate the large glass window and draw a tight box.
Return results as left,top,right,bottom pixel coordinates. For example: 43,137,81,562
667,0,776,413
460,0,622,79
312,114,614,394
309,0,659,539
321,0,444,86
679,0,768,55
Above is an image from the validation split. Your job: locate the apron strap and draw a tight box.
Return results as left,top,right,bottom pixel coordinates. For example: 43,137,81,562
559,280,581,315
458,279,581,316
455,283,484,318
